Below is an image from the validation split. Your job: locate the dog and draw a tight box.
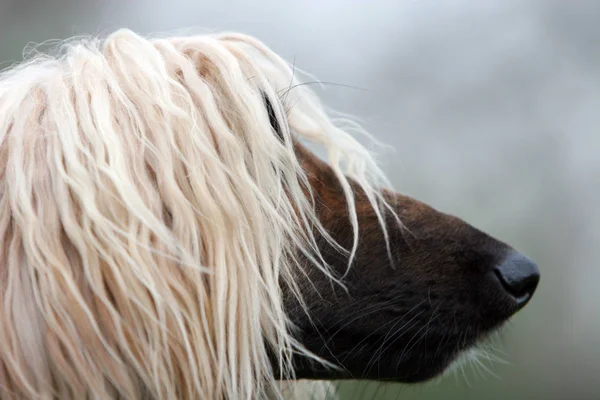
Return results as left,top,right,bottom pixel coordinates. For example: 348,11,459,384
0,29,539,399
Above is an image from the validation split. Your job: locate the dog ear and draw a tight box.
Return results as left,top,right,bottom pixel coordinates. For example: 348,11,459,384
262,92,285,142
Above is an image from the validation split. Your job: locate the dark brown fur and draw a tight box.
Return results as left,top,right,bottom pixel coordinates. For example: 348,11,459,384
280,141,538,382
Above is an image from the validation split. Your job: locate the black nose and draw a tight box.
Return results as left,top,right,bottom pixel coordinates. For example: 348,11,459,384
493,251,540,306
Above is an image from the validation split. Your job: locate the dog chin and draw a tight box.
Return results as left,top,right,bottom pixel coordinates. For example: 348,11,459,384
440,346,483,378
398,345,484,384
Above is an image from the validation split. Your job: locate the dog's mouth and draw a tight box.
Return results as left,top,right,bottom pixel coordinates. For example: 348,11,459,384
380,329,488,382
384,324,504,383
288,308,506,384
287,280,525,384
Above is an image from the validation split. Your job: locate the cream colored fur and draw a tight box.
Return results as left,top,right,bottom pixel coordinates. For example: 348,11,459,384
0,30,390,399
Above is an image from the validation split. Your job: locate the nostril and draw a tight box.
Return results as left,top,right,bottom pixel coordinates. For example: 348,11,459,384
493,251,540,303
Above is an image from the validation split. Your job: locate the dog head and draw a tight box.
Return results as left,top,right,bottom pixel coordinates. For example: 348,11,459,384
278,113,539,384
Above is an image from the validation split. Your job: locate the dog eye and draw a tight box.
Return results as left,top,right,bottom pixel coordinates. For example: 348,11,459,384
262,92,285,142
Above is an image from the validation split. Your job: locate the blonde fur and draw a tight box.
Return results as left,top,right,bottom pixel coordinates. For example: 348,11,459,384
0,30,390,399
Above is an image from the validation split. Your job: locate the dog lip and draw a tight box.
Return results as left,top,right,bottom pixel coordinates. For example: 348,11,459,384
513,291,533,308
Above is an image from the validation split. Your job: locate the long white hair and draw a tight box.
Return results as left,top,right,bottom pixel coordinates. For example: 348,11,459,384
0,29,390,399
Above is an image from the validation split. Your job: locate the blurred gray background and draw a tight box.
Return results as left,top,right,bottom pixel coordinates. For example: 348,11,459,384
1,0,598,399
